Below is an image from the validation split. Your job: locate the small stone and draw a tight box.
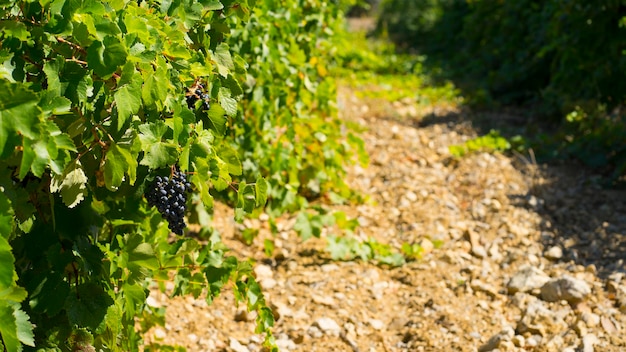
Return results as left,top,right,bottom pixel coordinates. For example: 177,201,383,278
601,316,618,334
307,325,323,338
472,245,487,259
254,264,273,279
312,294,336,307
146,295,161,308
229,338,249,352
471,279,499,297
512,335,525,347
259,277,277,290
540,275,591,303
276,337,297,350
526,335,542,347
153,328,166,339
517,300,564,336
507,265,551,293
321,263,340,272
469,331,482,340
574,320,587,337
369,319,385,331
582,334,598,352
581,312,600,328
314,317,341,336
420,238,434,255
545,246,563,260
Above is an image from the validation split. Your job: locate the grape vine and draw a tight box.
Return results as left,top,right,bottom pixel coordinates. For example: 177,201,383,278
0,0,362,350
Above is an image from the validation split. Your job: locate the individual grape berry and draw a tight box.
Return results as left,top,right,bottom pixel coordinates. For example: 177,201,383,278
186,95,198,110
144,168,192,235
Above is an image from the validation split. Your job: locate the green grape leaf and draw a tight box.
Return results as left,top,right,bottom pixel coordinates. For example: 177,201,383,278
218,87,237,117
0,194,14,238
103,142,137,191
18,138,49,179
294,212,323,241
138,121,178,169
65,283,114,331
114,68,142,130
245,278,261,308
141,63,169,110
326,235,350,260
126,234,160,271
39,94,72,116
122,283,147,318
0,20,31,43
50,161,88,208
13,306,34,347
218,145,242,176
0,301,20,352
43,58,65,96
0,286,27,304
223,74,243,97
0,81,41,157
203,0,224,10
0,236,15,290
255,306,275,334
206,103,227,135
28,272,70,317
87,36,128,78
255,176,268,207
213,43,234,77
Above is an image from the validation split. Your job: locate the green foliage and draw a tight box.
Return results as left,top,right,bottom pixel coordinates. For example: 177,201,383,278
522,106,626,182
326,235,406,266
377,0,626,114
335,30,462,112
376,1,626,178
227,0,368,214
0,0,359,349
449,130,511,157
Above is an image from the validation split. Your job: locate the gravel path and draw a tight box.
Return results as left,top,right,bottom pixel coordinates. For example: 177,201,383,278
145,87,626,352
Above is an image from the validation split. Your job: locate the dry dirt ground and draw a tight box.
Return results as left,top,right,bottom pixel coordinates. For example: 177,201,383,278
145,86,626,352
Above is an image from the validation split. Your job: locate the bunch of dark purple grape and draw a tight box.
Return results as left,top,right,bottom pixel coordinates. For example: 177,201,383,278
145,169,192,235
186,84,210,111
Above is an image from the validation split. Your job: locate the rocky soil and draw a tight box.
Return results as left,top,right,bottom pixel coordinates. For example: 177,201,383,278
145,86,626,351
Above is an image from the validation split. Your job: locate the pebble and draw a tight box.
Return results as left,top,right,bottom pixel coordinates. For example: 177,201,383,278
540,275,591,303
512,335,525,347
314,317,342,336
153,328,166,339
254,264,274,279
368,319,385,331
545,246,563,260
229,338,249,352
581,312,600,327
276,337,297,350
582,334,598,352
507,265,551,293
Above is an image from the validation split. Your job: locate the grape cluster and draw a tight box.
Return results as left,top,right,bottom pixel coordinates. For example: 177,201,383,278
186,84,210,111
145,170,192,235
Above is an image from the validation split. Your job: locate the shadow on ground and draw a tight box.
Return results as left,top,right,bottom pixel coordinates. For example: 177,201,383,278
418,109,626,279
